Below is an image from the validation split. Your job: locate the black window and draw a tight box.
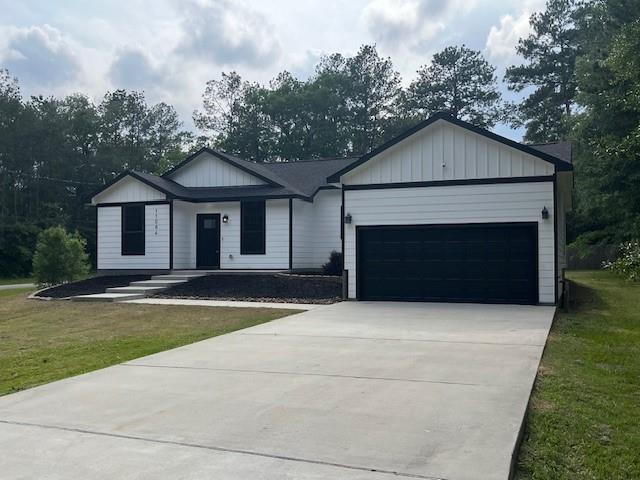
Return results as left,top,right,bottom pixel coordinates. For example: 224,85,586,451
122,205,145,255
241,201,266,254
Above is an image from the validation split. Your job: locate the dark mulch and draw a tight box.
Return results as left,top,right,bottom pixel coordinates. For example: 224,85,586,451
153,273,342,304
35,275,150,298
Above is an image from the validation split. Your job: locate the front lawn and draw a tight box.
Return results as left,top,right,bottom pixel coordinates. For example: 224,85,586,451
0,289,299,396
515,271,640,479
0,276,35,285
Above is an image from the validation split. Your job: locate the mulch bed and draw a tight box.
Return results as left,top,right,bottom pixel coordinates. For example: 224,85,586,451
153,273,342,304
34,275,150,299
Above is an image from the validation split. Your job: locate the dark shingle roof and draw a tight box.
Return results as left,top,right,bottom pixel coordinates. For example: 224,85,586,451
527,141,572,165
92,155,361,203
261,157,360,197
132,171,304,201
93,122,573,203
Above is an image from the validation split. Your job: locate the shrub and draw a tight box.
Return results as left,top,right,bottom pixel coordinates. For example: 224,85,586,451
322,250,343,276
32,226,90,286
603,240,640,281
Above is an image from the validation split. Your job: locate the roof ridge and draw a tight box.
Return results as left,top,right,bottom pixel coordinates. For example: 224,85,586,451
264,156,360,164
525,141,570,146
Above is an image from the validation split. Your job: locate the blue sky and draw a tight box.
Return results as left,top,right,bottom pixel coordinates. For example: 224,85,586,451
0,0,546,140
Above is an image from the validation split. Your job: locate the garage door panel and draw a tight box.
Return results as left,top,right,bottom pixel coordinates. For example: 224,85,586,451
357,223,538,304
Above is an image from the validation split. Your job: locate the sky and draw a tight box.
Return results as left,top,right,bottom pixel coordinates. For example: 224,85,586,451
0,0,546,141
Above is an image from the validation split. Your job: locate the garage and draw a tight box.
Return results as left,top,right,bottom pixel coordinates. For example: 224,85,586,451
357,223,538,304
334,113,573,305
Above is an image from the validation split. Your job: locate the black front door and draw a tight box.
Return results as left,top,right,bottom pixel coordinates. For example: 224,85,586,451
196,214,220,269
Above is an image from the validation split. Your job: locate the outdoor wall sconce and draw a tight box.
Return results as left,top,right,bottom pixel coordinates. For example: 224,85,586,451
541,206,549,219
344,213,352,224
222,214,229,223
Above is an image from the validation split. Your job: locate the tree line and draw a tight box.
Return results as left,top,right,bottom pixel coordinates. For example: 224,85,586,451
1,0,639,277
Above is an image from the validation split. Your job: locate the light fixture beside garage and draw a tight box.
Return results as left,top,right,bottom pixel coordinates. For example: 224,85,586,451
344,213,352,224
222,214,229,223
541,206,549,219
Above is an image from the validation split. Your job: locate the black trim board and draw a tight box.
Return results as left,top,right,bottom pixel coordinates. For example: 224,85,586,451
183,193,309,203
169,200,174,270
327,112,572,182
343,176,554,191
161,147,282,187
96,200,170,207
553,177,558,304
288,198,293,270
95,206,98,270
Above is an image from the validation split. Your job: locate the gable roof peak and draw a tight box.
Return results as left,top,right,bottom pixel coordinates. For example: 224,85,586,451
161,147,284,187
326,112,573,182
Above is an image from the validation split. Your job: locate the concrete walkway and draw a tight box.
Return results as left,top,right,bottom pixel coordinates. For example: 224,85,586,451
123,297,325,310
0,302,555,480
0,283,35,291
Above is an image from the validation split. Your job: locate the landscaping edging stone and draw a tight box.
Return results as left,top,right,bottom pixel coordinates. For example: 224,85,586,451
33,275,151,299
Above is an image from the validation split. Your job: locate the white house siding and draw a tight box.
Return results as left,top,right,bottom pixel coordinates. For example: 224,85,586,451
291,189,342,269
343,181,556,303
97,204,170,270
173,199,289,269
168,152,266,187
344,121,554,185
172,200,193,269
311,189,342,266
292,199,314,269
93,176,166,204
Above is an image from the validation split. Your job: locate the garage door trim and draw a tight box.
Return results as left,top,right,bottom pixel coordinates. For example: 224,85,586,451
355,222,539,304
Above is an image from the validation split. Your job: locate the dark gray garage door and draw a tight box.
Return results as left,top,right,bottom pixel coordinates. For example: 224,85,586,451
357,223,538,304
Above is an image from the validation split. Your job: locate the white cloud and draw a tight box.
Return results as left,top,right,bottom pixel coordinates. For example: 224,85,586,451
109,48,164,90
362,0,477,52
0,24,80,88
177,0,281,67
0,0,537,140
485,0,546,62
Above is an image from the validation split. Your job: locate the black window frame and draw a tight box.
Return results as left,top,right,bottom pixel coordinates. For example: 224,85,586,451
241,200,266,255
121,204,145,256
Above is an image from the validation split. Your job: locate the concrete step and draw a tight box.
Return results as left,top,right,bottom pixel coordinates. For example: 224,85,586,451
106,286,167,294
71,293,146,302
170,270,215,275
151,274,207,281
129,279,188,288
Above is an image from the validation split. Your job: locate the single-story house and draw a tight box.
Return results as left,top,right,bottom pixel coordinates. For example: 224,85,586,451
91,112,573,305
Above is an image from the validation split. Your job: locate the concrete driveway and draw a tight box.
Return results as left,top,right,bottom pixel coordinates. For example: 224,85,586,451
0,302,554,480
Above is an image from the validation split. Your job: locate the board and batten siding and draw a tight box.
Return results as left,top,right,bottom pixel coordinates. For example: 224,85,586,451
343,121,554,185
172,200,192,269
291,189,342,269
292,199,314,269
311,189,342,265
343,181,556,303
97,204,170,269
92,176,166,204
167,152,266,187
171,199,289,269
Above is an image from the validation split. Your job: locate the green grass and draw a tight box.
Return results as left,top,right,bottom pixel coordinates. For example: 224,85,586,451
0,288,299,396
0,276,34,285
515,271,640,479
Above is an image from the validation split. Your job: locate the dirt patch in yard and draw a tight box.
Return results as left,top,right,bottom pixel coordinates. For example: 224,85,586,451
153,273,342,304
34,275,150,299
